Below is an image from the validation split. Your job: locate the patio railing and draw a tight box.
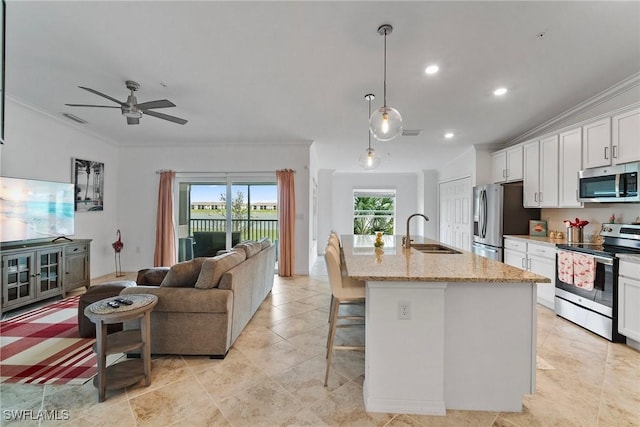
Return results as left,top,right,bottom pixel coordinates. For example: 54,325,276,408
190,218,278,241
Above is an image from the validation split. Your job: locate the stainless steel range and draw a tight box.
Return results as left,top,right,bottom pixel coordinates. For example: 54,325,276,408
555,223,640,342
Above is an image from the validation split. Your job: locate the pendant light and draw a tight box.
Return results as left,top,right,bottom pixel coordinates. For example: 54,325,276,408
359,94,381,170
370,24,403,141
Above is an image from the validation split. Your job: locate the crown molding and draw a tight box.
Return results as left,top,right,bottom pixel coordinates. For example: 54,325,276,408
6,95,121,146
506,72,640,146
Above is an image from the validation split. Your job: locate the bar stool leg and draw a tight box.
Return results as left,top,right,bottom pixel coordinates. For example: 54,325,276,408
324,296,340,386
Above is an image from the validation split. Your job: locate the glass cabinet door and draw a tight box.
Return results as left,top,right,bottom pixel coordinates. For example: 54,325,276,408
2,252,35,308
38,248,62,297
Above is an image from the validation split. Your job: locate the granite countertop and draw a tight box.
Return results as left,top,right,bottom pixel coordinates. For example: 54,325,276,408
504,235,567,247
341,235,549,283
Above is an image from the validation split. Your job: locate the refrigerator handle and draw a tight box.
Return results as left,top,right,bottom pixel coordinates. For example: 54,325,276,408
481,189,488,238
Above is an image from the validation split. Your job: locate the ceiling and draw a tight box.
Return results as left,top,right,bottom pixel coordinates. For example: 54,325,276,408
6,1,640,173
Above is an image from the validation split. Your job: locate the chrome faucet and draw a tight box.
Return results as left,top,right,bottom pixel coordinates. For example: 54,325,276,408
403,213,430,249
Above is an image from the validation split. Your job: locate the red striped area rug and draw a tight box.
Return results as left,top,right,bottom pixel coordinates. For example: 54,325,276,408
0,296,121,385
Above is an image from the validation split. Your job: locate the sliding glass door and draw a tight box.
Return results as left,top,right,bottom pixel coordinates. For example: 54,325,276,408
177,177,277,260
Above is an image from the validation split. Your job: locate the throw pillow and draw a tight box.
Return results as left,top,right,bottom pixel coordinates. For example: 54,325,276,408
195,250,247,289
160,258,206,287
234,241,263,258
259,237,271,250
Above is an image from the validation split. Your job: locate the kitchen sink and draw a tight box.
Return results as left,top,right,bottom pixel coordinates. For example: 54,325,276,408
410,243,462,254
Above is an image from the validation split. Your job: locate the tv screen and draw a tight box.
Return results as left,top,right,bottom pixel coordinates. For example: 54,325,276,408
0,177,75,242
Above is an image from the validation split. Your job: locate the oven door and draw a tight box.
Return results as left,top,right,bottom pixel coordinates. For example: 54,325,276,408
555,253,615,317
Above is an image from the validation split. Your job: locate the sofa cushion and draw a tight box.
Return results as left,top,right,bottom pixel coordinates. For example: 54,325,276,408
195,250,246,289
160,258,206,287
234,241,263,258
259,237,272,250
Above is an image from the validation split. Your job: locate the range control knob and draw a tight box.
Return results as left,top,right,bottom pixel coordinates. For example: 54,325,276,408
601,226,613,232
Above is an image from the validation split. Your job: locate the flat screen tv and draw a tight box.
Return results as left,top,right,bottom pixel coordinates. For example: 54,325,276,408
0,176,75,243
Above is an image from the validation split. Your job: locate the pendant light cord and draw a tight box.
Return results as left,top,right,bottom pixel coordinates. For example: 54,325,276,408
368,97,372,150
383,29,387,107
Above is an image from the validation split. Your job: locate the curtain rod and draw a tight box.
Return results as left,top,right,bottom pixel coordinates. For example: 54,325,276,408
156,170,295,174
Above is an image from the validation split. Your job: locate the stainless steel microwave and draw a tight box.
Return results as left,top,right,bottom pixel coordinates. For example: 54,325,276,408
578,162,639,203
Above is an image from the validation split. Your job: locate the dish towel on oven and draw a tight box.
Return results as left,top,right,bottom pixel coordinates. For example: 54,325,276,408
557,250,574,284
573,253,596,290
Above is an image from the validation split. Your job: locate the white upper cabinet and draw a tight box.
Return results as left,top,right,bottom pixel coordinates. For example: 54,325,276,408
539,135,559,207
523,141,540,207
492,151,507,183
582,108,640,168
582,117,611,168
492,145,523,183
558,128,583,208
523,136,558,208
612,107,640,165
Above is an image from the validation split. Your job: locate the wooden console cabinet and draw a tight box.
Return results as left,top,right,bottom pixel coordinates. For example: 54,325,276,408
1,239,91,314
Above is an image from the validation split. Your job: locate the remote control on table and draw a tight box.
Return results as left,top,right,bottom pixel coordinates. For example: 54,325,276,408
115,297,133,305
107,301,120,308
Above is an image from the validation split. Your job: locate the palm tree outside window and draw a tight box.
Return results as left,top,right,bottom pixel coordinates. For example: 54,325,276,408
353,190,396,235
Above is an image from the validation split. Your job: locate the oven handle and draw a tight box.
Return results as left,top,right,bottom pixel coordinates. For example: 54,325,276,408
593,255,614,266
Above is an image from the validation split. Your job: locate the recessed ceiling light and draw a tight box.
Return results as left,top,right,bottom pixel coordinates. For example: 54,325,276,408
444,132,454,139
493,87,508,96
425,65,439,75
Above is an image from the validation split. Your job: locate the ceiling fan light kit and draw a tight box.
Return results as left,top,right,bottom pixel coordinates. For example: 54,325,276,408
369,24,403,142
359,93,381,170
65,80,188,125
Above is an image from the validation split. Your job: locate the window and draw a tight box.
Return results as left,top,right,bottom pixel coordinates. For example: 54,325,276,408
177,178,277,260
353,190,396,235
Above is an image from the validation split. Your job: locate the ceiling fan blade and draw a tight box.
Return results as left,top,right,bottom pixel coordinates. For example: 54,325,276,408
143,110,188,125
136,99,176,110
65,103,120,108
127,117,140,125
78,86,124,106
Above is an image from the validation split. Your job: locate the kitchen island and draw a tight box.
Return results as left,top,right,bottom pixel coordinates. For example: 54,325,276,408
340,235,549,416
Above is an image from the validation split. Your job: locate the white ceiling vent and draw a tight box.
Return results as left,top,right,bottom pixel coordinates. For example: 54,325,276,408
62,113,87,124
401,129,422,137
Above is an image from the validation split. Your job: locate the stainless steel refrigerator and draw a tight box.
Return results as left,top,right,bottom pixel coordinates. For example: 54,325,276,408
472,182,540,261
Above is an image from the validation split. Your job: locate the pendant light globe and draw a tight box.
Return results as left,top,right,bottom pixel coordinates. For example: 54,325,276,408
359,147,381,170
370,24,403,141
370,105,402,141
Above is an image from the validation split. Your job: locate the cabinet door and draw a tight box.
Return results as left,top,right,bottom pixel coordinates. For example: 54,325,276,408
64,243,90,293
539,135,559,208
523,141,540,207
492,151,507,183
506,145,523,181
619,274,640,342
527,243,556,310
2,252,36,310
612,108,640,165
558,128,583,208
504,249,526,269
582,118,611,168
36,248,63,298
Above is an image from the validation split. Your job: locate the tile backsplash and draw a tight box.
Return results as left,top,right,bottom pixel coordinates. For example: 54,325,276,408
542,204,640,242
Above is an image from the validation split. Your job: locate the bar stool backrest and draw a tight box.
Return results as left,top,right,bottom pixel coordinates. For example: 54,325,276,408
324,244,344,297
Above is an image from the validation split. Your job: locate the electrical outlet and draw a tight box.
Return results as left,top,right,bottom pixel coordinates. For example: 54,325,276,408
398,301,411,320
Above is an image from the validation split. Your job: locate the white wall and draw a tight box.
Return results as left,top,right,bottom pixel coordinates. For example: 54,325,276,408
422,169,438,239
308,143,319,269
0,98,120,278
330,172,421,239
117,142,312,275
317,169,335,253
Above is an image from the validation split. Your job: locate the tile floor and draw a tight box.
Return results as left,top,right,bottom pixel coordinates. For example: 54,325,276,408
1,269,639,426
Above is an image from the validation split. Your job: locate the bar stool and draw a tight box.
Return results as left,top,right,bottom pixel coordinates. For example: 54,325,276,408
324,244,365,386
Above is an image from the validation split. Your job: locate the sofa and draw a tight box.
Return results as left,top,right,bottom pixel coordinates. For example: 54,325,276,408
120,240,276,358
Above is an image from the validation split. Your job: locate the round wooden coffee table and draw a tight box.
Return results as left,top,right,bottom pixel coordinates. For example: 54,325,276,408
84,294,158,402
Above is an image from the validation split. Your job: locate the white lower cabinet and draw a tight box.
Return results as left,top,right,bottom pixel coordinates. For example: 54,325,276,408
618,260,640,342
504,238,556,310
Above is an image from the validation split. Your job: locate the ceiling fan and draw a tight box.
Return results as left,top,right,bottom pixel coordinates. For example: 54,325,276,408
65,80,188,125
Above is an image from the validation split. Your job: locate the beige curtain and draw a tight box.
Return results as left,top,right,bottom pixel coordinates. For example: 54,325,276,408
276,169,295,277
153,171,177,267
